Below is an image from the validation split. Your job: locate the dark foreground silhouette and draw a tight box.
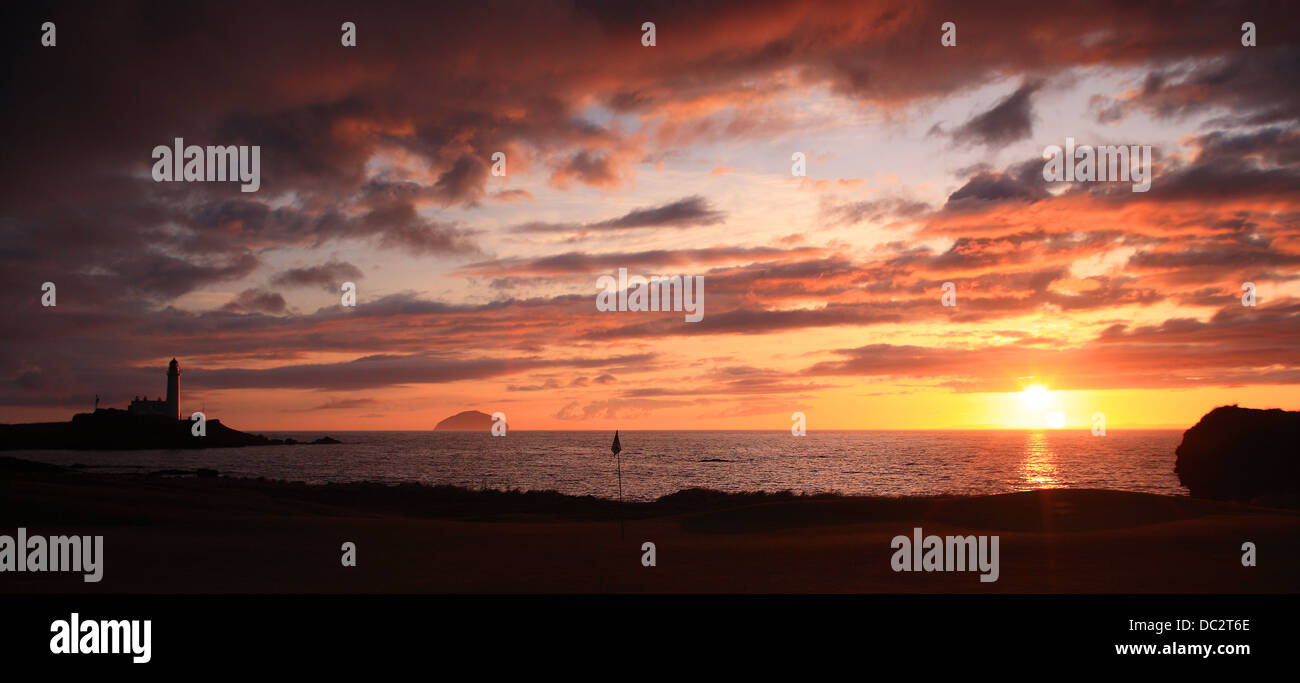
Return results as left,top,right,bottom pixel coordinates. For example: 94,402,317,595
1176,405,1300,506
3,456,1296,594
0,409,338,450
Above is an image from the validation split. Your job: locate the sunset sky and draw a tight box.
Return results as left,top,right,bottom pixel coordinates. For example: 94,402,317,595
2,0,1298,430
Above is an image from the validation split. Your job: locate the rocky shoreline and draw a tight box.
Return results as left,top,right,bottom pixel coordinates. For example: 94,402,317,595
0,409,338,451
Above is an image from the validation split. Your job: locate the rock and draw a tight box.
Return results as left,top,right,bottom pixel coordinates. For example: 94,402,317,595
1174,405,1300,505
0,409,333,451
311,436,341,444
434,410,497,431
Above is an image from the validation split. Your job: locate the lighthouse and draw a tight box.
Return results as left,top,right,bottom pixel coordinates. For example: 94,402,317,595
166,358,181,420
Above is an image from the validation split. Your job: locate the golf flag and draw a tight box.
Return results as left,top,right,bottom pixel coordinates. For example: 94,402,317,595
611,430,621,455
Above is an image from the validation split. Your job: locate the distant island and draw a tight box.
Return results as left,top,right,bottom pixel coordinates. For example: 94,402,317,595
0,358,338,450
435,410,498,431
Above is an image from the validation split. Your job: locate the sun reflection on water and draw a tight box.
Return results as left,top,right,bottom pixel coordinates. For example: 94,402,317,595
1020,431,1060,488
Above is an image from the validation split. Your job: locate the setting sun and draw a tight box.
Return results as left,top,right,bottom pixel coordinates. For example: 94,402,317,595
1022,384,1052,408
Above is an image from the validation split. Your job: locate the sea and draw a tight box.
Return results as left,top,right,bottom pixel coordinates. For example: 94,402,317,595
7,429,1189,502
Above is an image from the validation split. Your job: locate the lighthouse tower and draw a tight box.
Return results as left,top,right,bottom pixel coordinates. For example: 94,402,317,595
166,358,181,420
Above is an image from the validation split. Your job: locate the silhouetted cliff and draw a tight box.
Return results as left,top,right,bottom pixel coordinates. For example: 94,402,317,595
0,409,337,450
1175,405,1300,506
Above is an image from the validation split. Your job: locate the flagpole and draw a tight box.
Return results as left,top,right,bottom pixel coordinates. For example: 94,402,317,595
616,450,624,539
612,430,624,539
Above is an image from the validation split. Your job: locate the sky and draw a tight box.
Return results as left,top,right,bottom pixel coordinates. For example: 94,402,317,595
2,0,1298,430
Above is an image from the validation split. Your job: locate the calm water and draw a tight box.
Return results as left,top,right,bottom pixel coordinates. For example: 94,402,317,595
8,430,1187,501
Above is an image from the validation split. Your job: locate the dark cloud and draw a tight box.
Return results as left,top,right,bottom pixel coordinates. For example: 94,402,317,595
460,245,817,276
270,261,365,292
1153,128,1300,202
222,288,288,314
195,352,657,391
1091,46,1300,127
947,80,1043,147
510,196,725,234
363,202,479,254
305,397,377,411
431,155,491,206
591,196,725,230
803,302,1300,391
184,198,478,255
550,150,624,188
820,197,931,226
945,168,1048,207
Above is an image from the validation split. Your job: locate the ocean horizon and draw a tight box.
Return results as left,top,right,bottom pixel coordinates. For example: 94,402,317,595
8,429,1187,501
